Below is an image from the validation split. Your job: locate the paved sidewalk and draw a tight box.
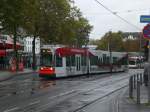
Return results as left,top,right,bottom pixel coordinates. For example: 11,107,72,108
77,85,150,112
119,85,150,112
0,69,38,82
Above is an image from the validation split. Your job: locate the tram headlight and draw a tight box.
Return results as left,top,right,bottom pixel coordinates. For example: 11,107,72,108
49,67,53,71
40,67,44,70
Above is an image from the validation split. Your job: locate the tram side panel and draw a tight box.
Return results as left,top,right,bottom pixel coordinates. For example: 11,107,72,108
65,54,88,77
89,52,110,74
55,57,67,77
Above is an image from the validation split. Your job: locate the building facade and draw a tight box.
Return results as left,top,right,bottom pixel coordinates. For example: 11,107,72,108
23,37,40,54
23,37,41,67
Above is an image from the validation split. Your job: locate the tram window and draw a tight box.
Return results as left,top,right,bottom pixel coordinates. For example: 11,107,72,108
95,56,98,65
79,57,81,70
66,56,71,67
98,58,101,64
98,57,102,65
56,55,62,67
90,56,94,65
90,56,98,65
66,56,75,66
93,56,98,65
71,55,75,66
103,54,107,64
81,56,86,66
40,54,53,66
113,57,117,64
106,56,110,64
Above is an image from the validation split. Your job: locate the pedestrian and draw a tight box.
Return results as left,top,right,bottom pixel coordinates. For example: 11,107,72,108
143,62,150,86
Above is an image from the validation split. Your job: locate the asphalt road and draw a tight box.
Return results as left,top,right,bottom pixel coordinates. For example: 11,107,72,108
0,69,143,112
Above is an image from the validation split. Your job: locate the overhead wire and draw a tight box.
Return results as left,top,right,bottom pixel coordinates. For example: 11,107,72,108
93,0,142,31
84,8,149,15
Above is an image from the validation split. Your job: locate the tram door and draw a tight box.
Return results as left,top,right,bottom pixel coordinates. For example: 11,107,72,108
76,55,81,71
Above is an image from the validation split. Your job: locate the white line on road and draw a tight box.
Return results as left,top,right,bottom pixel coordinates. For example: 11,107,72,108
48,90,76,100
3,107,19,112
29,100,40,106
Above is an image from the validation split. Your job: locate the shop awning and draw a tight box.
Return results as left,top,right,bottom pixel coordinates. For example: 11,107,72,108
4,42,23,49
0,50,6,56
0,40,4,47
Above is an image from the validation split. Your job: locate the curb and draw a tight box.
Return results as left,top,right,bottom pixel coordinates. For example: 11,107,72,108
0,71,38,82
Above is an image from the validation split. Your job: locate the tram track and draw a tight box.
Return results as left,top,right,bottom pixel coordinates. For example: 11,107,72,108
0,72,128,99
73,85,128,112
1,70,142,112
20,74,130,112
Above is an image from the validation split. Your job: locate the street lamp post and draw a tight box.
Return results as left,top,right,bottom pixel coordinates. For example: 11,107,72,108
108,31,112,73
139,32,143,68
85,39,90,77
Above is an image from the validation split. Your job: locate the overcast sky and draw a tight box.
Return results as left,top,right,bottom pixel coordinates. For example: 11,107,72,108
74,0,150,39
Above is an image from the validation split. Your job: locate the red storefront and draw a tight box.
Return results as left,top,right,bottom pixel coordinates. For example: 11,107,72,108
0,35,24,71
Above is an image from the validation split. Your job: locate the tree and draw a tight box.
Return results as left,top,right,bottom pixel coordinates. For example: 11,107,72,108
123,39,140,52
89,39,99,45
23,0,73,70
97,31,124,51
74,17,93,47
39,0,71,43
0,0,25,71
39,1,92,48
60,6,92,47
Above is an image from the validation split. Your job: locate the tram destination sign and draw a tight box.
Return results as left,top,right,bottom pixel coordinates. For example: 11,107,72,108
143,24,150,40
140,15,150,23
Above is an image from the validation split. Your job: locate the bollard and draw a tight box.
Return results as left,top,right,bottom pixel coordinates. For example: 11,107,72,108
148,81,150,103
133,75,136,89
137,73,140,86
140,73,143,85
129,76,133,98
137,80,141,104
137,73,139,81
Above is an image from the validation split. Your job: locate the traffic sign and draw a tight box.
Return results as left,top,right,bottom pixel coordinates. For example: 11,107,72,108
143,24,150,40
140,15,150,23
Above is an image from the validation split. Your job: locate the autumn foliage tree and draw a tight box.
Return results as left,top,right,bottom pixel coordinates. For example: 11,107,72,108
123,39,140,52
97,31,124,52
97,31,141,52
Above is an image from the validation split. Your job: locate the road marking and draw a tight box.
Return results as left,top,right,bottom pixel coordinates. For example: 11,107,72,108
3,107,19,112
29,100,40,106
48,90,76,100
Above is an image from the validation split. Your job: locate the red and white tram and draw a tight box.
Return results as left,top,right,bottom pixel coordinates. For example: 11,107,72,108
39,47,128,78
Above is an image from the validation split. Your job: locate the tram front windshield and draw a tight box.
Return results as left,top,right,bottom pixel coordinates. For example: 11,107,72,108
40,53,53,67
